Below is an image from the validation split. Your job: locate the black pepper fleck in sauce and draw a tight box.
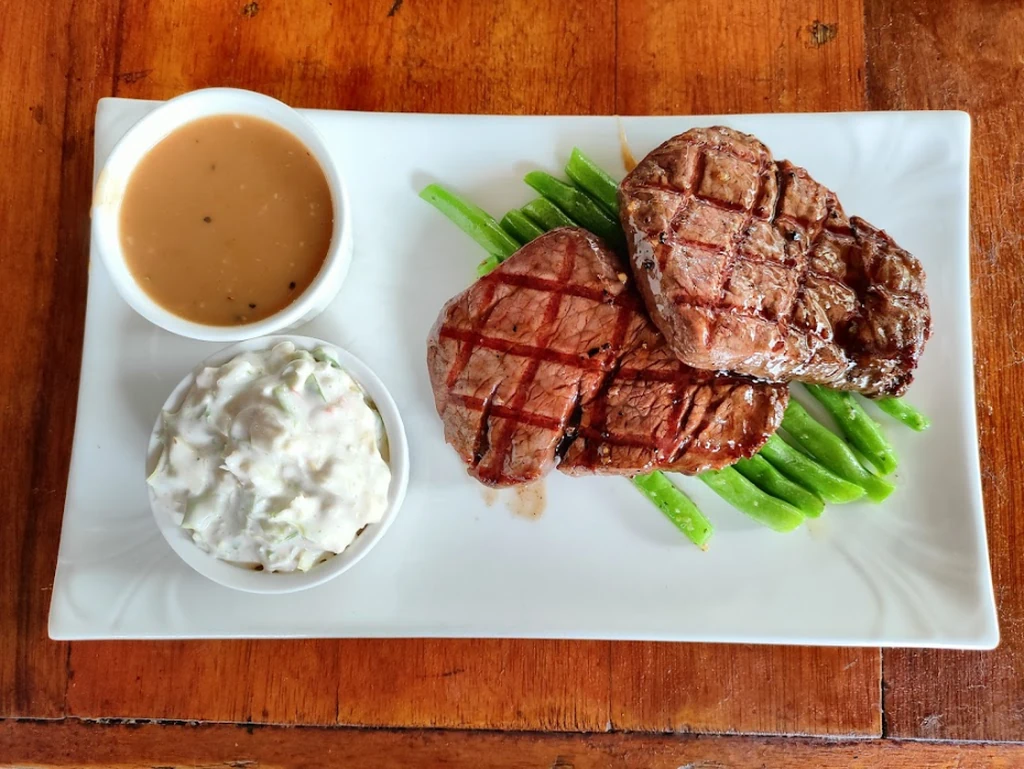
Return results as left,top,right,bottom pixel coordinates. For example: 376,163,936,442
118,114,333,327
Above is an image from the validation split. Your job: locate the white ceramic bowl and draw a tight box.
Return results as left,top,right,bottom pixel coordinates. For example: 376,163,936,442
147,335,408,593
92,88,352,342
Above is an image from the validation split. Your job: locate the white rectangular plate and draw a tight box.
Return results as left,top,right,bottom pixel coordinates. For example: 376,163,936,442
50,99,997,648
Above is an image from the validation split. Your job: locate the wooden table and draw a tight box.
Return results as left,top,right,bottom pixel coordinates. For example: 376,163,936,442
2,0,1022,765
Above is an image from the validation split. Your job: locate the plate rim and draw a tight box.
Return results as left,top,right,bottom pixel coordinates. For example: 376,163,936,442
49,100,997,648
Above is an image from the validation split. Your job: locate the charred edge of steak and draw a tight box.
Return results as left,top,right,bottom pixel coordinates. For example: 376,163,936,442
620,128,931,397
472,389,496,465
554,399,584,461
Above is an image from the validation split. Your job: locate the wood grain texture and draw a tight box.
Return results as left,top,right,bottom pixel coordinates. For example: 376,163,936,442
616,0,866,115
68,639,611,731
610,643,879,736
330,639,610,730
0,0,115,718
5,720,1024,769
611,0,880,738
866,0,1024,740
112,0,616,113
68,641,343,725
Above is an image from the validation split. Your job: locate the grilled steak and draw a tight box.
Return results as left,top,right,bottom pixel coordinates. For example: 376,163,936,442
426,228,788,487
620,126,931,397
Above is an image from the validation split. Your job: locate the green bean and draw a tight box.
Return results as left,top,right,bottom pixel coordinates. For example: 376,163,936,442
523,171,625,248
733,454,824,518
477,255,502,277
419,184,520,259
874,396,932,432
699,466,805,532
565,147,620,216
805,384,898,475
500,209,545,245
758,434,865,504
632,472,713,549
781,401,894,503
521,198,577,231
484,207,552,275
499,220,527,246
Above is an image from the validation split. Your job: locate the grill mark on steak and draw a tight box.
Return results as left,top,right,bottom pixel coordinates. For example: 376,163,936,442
426,228,789,486
707,150,773,353
445,280,498,389
455,394,564,432
581,302,634,470
439,326,608,372
669,267,868,344
620,126,931,397
485,270,639,307
474,235,580,484
773,166,809,354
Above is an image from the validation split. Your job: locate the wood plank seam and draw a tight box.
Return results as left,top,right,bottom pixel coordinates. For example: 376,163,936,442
6,714,1024,741
10,717,1024,769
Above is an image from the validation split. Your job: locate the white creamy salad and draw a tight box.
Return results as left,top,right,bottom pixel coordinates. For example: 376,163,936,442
148,342,391,572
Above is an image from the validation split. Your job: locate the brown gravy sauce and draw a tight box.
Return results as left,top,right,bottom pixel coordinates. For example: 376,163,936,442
120,115,333,326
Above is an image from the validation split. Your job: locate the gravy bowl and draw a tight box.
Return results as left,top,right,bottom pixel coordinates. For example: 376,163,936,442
92,88,352,342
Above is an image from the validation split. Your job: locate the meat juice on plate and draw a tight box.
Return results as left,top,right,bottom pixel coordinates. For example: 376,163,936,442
509,482,546,519
479,483,547,519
